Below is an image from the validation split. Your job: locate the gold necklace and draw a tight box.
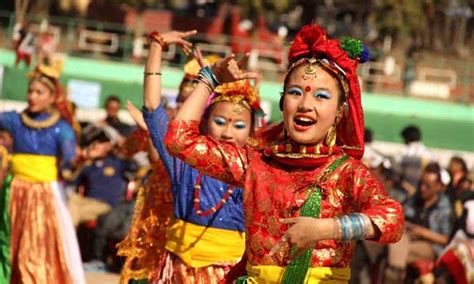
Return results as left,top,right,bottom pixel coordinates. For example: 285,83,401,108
20,110,61,129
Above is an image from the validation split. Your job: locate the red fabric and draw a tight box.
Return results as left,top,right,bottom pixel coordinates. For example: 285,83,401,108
410,260,435,275
165,119,404,267
287,25,365,160
436,249,468,284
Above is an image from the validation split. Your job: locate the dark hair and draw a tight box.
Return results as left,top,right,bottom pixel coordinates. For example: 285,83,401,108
423,162,442,183
449,156,469,175
365,129,373,143
105,95,121,106
401,125,421,143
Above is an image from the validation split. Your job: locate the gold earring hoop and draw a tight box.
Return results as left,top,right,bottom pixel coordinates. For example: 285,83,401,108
325,125,337,147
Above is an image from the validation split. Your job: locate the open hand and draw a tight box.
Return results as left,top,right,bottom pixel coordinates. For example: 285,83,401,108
160,30,197,55
211,54,259,84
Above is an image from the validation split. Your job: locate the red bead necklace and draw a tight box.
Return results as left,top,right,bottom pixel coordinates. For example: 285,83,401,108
193,173,236,217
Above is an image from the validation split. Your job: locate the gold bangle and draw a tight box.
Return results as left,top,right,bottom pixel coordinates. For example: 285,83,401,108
144,71,162,76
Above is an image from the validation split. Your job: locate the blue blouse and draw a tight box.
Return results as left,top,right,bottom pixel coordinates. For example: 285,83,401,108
143,106,245,232
0,111,77,166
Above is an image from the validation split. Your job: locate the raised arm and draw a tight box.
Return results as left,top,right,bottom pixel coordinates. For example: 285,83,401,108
141,30,195,180
165,54,258,186
143,30,195,111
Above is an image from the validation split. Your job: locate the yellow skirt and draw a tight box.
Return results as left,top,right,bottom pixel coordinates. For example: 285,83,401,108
9,177,71,284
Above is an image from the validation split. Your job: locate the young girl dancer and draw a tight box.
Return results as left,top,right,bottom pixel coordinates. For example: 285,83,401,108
140,30,263,283
164,24,404,283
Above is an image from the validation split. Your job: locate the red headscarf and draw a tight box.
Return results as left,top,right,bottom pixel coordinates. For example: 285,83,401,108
287,24,366,160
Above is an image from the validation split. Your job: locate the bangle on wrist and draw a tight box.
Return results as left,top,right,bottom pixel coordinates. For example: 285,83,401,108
144,71,162,76
147,31,169,51
197,65,220,90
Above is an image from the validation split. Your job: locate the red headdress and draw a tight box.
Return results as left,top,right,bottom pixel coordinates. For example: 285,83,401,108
287,24,367,159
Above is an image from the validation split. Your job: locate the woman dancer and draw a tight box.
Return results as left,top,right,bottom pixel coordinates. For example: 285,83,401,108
140,30,263,283
0,65,84,283
164,24,404,283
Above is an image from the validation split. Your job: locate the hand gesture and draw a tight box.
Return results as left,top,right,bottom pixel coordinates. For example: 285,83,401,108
160,30,197,55
126,101,148,131
212,53,259,84
270,217,335,261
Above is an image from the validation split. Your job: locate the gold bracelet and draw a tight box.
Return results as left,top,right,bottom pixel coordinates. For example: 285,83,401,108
144,71,162,76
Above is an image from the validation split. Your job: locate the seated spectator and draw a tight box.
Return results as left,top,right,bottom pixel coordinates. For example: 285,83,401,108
66,127,137,227
385,162,454,283
446,156,470,203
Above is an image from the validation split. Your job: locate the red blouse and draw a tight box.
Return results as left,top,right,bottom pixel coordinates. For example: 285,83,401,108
165,119,403,268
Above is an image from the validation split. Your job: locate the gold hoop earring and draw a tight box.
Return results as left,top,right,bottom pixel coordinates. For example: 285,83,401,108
325,125,337,147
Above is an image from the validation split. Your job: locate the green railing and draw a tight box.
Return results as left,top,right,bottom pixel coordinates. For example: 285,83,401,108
0,10,472,104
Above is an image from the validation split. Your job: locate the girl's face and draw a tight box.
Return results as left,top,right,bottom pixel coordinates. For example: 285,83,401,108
282,64,341,145
27,80,55,113
206,101,252,147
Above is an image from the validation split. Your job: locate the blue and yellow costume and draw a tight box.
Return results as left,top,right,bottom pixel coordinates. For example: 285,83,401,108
0,65,85,284
143,103,245,283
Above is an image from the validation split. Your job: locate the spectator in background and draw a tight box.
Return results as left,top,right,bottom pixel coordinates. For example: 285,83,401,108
363,128,390,170
66,126,137,228
398,125,435,196
385,162,453,283
447,156,470,203
102,95,133,138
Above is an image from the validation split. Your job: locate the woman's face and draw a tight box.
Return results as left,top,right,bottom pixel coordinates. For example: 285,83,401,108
27,80,55,113
282,64,340,145
205,101,252,147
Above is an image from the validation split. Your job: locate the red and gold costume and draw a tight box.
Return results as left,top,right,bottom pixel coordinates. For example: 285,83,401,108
117,128,174,282
164,25,403,283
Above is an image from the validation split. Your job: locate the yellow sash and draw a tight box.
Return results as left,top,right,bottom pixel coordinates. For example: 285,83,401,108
165,219,245,268
10,154,58,182
245,264,351,284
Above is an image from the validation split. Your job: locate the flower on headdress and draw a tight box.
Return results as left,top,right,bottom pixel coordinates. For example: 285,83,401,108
340,37,370,63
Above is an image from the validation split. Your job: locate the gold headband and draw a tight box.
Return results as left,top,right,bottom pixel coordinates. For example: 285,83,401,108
287,57,349,100
210,94,252,110
31,75,56,92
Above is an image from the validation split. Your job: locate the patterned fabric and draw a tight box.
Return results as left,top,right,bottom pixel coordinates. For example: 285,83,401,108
9,178,72,284
117,159,174,282
156,251,235,284
165,119,403,268
143,105,245,232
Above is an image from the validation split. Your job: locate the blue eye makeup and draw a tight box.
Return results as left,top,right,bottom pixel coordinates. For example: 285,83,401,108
234,121,247,129
286,87,303,96
313,90,331,99
213,117,226,126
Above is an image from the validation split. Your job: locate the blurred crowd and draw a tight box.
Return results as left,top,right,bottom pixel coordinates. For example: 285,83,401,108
352,126,473,283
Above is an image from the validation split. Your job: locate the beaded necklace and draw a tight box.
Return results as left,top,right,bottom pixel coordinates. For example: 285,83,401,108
193,173,236,217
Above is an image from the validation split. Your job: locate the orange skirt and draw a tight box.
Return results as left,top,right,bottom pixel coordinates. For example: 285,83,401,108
157,251,235,284
8,177,71,284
